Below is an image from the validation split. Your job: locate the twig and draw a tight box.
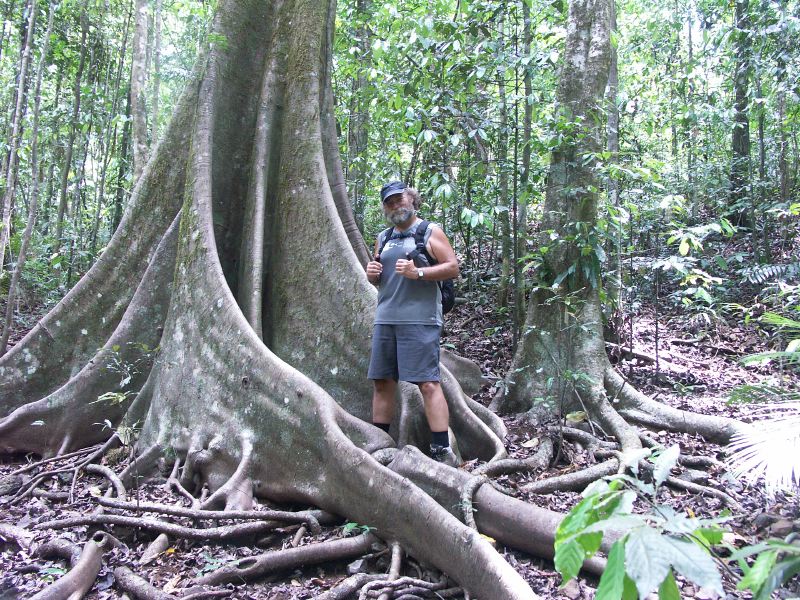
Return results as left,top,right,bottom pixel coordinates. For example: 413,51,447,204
11,444,100,475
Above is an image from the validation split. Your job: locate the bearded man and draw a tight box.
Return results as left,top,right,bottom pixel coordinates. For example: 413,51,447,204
364,181,460,465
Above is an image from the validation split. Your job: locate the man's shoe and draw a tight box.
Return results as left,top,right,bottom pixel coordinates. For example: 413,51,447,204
429,444,459,467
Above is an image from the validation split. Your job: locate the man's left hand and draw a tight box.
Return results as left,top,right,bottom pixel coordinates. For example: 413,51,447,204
395,259,418,279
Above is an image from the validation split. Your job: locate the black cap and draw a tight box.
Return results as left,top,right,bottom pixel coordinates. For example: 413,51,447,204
380,180,406,203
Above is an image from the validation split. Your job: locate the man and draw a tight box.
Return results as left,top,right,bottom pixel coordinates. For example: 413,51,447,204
365,181,460,466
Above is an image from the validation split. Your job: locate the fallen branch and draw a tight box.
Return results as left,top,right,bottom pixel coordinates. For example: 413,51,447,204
192,532,378,586
11,444,100,475
95,496,323,533
0,522,34,550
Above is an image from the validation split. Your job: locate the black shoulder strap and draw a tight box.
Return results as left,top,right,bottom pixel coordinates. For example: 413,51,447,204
376,227,394,257
413,220,437,264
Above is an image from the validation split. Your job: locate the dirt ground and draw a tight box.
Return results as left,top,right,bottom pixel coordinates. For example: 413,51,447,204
1,295,798,599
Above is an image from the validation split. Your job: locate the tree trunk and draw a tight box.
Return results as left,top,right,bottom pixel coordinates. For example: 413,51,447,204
0,0,54,355
730,0,751,214
131,0,149,180
494,0,744,451
345,0,371,232
55,6,88,244
150,0,161,142
0,0,37,272
0,1,556,596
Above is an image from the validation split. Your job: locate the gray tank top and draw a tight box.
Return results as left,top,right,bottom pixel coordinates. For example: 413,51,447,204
374,221,443,326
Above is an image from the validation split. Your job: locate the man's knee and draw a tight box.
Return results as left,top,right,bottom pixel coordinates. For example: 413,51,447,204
417,381,441,397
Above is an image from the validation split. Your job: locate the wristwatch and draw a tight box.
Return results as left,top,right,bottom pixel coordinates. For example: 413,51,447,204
417,269,424,279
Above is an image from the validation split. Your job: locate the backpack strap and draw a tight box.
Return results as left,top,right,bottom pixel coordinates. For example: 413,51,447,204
413,220,437,264
376,227,395,258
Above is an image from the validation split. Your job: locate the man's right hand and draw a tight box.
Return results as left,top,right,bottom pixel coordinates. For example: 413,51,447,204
366,259,383,283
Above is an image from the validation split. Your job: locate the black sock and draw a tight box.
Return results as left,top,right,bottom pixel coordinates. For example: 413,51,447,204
373,422,391,432
431,430,449,447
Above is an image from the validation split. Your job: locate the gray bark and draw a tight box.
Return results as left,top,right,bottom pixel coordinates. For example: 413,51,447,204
131,0,149,180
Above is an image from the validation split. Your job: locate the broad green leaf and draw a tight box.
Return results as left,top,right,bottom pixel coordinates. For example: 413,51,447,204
679,239,690,255
625,528,673,598
596,541,626,600
658,570,681,600
621,575,638,600
652,445,680,487
582,515,646,535
578,531,603,557
555,537,585,583
665,537,724,596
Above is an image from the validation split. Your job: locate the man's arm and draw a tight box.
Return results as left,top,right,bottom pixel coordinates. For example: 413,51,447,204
396,227,459,281
366,238,382,285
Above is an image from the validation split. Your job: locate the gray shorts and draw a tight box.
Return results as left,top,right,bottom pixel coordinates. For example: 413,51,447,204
368,324,441,383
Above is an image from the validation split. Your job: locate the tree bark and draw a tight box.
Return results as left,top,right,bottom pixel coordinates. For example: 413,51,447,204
131,0,149,180
730,0,751,214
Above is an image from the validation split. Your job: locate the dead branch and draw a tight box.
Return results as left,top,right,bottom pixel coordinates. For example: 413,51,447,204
36,513,281,541
29,531,113,600
192,532,378,586
95,496,323,533
521,459,619,494
32,489,70,501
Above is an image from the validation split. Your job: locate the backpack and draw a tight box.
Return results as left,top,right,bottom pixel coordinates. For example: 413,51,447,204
377,220,456,315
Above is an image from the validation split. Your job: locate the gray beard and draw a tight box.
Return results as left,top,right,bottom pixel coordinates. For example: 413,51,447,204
387,208,415,226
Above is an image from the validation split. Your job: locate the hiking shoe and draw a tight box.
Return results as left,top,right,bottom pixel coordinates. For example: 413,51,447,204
429,444,459,468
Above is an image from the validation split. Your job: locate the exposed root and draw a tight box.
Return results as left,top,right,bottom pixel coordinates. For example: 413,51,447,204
115,566,174,600
359,575,451,599
139,533,170,565
521,459,619,494
0,522,33,550
472,437,554,477
85,463,127,498
119,444,163,489
291,525,307,547
201,436,254,510
35,537,82,566
37,514,281,541
317,574,385,600
192,532,379,586
95,497,323,533
166,458,199,508
11,444,100,475
376,542,403,600
461,476,488,530
29,531,113,600
605,367,747,444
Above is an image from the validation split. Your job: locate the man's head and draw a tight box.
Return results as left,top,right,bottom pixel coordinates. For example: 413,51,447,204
381,181,421,226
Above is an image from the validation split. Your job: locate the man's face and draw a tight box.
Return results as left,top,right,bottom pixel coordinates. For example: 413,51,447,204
383,193,415,226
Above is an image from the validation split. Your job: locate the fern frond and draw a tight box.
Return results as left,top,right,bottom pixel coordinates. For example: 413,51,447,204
743,262,800,285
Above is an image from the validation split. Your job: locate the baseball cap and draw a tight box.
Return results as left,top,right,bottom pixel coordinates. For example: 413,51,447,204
380,181,407,203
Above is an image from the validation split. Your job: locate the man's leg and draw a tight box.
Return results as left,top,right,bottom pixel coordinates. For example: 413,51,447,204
418,381,449,432
372,378,397,431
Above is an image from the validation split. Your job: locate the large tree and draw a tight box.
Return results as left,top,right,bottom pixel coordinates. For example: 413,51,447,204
495,0,746,454
0,0,581,597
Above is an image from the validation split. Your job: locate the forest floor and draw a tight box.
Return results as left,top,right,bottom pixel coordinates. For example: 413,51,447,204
1,291,799,599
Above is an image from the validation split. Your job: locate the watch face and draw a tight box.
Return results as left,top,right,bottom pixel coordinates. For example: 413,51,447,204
418,269,424,278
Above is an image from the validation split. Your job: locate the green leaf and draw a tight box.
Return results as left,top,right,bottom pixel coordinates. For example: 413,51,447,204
625,528,673,598
555,537,585,583
658,570,681,600
737,549,778,593
665,537,724,596
596,541,626,600
679,239,690,256
652,445,680,487
622,575,638,600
